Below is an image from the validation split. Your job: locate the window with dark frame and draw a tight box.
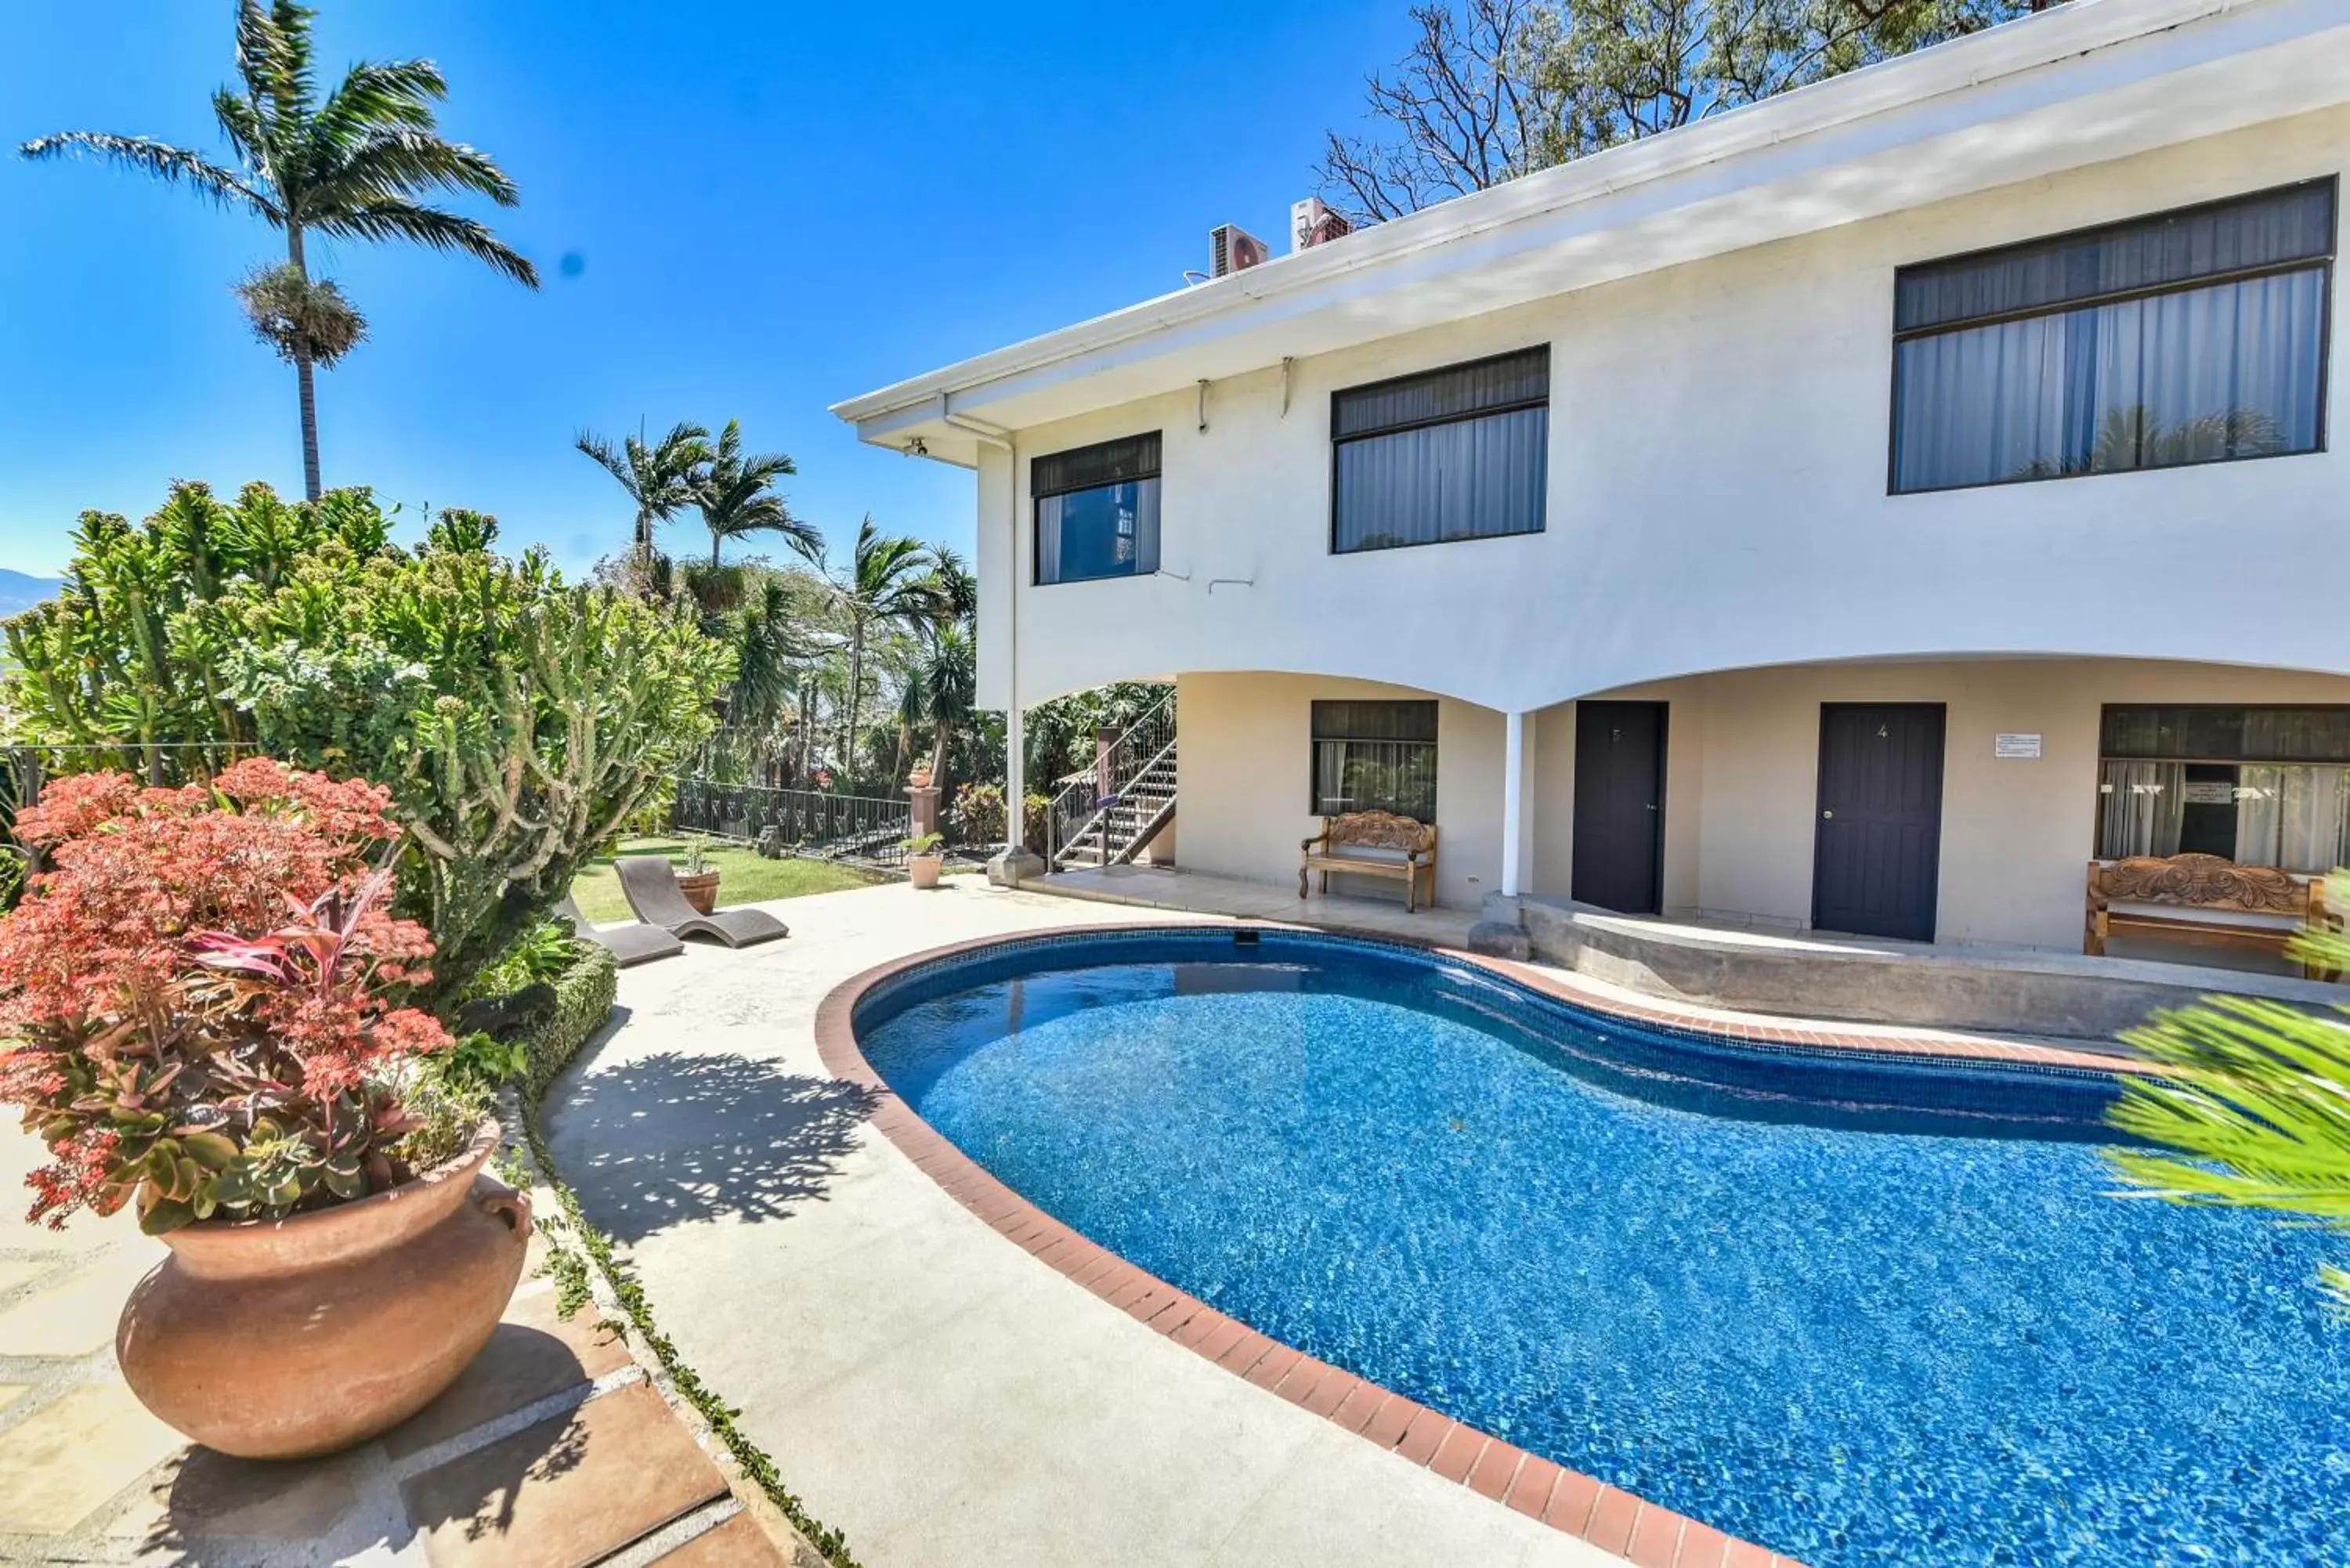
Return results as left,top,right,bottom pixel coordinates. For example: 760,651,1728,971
1311,700,1438,821
2095,704,2350,874
1032,432,1161,585
1891,179,2336,495
1331,347,1549,553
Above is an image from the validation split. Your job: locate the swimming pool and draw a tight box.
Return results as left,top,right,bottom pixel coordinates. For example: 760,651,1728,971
852,927,2350,1566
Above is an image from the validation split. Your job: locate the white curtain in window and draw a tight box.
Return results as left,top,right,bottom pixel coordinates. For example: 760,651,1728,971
1131,475,1161,575
2099,761,2186,858
2236,765,2350,874
1894,268,2327,491
1333,406,1547,551
1035,493,1064,584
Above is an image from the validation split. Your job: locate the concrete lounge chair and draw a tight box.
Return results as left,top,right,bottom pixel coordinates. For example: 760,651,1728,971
615,854,790,948
554,894,685,968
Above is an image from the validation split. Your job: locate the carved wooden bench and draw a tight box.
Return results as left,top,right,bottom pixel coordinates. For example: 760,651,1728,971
2084,854,2336,978
1302,811,1438,912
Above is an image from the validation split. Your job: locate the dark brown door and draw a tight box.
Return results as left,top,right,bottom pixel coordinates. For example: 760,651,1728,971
1812,703,1945,942
1572,701,1666,915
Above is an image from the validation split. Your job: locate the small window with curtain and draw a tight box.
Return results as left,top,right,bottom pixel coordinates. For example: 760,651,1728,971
1032,432,1161,585
1891,179,2335,494
1331,347,1549,553
2096,705,2350,874
1311,700,1438,820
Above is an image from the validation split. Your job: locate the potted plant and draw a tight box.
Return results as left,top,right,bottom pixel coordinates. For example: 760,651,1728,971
908,763,934,791
0,760,530,1460
675,834,721,914
904,833,946,890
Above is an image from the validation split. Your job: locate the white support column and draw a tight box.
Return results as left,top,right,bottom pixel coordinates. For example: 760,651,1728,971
1006,699,1025,852
1501,710,1527,898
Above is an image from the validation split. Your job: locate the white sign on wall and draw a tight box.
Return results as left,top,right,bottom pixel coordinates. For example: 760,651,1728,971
1994,732,2043,760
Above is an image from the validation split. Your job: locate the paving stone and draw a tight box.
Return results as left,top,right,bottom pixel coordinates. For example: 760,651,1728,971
0,1247,157,1357
383,1284,632,1461
656,1511,794,1566
401,1381,728,1568
0,1382,184,1534
0,1256,55,1295
107,1444,360,1545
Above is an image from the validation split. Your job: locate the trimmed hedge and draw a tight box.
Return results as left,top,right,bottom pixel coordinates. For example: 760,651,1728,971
515,940,618,1100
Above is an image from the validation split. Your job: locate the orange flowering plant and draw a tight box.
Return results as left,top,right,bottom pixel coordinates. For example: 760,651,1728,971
0,759,454,1233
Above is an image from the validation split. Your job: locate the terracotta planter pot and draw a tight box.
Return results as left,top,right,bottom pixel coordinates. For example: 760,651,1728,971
676,869,721,915
116,1121,530,1460
909,853,943,890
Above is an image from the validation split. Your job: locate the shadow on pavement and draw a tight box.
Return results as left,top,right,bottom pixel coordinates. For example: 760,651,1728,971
552,1050,877,1243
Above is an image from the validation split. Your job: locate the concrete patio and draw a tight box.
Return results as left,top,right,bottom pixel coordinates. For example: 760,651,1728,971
1042,862,1480,946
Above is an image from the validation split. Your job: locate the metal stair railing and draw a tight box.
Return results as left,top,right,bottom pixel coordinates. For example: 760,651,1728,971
1043,690,1177,870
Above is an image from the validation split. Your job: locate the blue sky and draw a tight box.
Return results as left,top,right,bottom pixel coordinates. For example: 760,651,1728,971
0,2,1412,579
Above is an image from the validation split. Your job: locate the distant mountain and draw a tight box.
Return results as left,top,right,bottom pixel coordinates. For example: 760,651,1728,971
0,570,62,617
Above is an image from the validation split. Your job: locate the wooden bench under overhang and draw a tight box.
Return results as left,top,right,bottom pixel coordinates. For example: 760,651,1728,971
1302,811,1438,913
2085,853,2337,979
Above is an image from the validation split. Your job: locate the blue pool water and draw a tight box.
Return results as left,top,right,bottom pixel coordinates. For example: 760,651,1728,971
855,929,2350,1567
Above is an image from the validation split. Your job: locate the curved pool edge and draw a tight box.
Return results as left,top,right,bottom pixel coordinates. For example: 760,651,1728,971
812,920,2153,1568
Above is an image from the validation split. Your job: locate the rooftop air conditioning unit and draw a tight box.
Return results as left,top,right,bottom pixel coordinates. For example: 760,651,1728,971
1290,197,1352,253
1209,223,1270,278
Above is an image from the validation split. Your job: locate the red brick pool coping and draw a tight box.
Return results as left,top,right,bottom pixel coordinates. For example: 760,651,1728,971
812,920,2159,1568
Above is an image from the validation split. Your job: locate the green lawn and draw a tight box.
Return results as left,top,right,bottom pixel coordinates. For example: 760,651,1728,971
567,837,887,926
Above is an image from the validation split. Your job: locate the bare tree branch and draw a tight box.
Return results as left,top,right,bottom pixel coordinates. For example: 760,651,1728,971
1317,0,2031,224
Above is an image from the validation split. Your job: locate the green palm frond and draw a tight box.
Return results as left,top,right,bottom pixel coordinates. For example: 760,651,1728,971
309,60,450,151
17,132,277,219
577,423,712,553
696,421,812,566
2106,916,2350,1302
320,200,538,286
309,129,518,211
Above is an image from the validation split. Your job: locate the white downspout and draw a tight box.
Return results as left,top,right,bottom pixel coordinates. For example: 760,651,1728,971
941,400,1027,858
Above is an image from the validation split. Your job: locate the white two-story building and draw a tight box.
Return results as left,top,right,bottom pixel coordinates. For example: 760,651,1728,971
835,0,2350,960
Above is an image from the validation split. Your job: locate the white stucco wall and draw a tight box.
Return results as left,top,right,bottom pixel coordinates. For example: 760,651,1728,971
1177,659,2350,948
975,109,2350,715
1175,673,1502,912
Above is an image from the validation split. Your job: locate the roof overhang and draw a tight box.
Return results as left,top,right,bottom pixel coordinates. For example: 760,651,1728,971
833,0,2350,468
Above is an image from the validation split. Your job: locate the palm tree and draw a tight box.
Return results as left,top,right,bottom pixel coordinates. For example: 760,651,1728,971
900,623,978,789
696,421,815,569
576,421,713,559
722,576,807,733
22,0,537,500
794,516,946,789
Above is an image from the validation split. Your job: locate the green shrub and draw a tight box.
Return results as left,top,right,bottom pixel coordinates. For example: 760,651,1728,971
515,941,619,1101
466,919,579,999
2,481,733,1009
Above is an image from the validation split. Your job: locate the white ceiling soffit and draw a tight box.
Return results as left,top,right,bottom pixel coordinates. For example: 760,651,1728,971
834,0,2350,460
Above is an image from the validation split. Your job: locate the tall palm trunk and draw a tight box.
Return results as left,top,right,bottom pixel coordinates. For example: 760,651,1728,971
843,616,866,789
287,226,322,500
295,352,320,500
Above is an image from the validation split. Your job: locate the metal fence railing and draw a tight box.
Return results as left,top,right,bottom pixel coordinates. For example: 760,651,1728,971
1043,688,1176,868
671,778,913,868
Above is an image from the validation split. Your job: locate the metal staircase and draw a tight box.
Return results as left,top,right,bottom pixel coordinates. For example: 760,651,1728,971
1044,692,1177,872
